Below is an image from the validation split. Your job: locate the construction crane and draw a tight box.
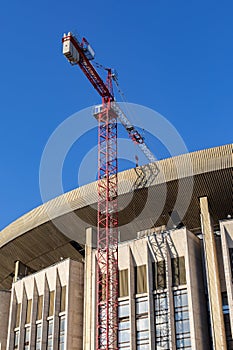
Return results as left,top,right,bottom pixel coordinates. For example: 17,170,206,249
62,32,157,350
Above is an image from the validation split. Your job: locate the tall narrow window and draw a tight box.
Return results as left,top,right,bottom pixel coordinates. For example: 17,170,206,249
222,292,233,349
136,297,149,349
172,257,186,286
174,289,191,349
152,260,166,290
24,327,30,350
118,300,130,349
15,303,21,328
36,323,42,350
135,265,147,294
119,269,129,297
26,299,32,324
60,286,66,312
48,291,55,317
229,248,233,279
14,330,19,350
59,316,66,350
47,319,53,350
155,292,169,349
37,295,43,320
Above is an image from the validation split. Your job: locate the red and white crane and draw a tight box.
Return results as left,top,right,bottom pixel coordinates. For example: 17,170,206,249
62,32,156,350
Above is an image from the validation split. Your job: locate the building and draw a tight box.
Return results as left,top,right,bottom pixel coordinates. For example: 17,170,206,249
0,144,232,350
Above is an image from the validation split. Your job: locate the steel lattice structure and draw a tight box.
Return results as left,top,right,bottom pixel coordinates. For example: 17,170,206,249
62,31,156,349
96,99,119,349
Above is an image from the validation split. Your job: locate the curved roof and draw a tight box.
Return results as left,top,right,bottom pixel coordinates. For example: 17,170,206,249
0,144,232,289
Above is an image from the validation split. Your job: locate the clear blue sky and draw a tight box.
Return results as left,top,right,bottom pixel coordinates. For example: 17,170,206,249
0,0,232,230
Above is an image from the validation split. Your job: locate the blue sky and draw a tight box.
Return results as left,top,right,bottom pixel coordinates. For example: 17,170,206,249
0,0,232,229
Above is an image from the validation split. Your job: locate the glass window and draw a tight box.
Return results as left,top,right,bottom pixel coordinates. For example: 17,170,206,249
119,301,130,319
136,297,149,348
174,289,191,349
24,327,30,350
136,297,148,315
15,303,21,328
135,265,147,294
60,286,66,313
59,316,66,350
172,257,186,286
155,293,169,349
37,295,43,320
26,300,32,324
36,323,42,350
119,269,129,297
118,301,130,349
48,291,55,317
14,330,19,350
47,319,53,350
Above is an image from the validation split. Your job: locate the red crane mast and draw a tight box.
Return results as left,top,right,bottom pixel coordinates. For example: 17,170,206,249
62,32,156,349
63,32,118,349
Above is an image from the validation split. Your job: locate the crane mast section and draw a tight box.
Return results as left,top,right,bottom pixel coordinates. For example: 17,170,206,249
95,102,157,164
62,32,114,102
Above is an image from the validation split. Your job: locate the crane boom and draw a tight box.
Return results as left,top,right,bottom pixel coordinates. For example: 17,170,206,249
62,32,114,102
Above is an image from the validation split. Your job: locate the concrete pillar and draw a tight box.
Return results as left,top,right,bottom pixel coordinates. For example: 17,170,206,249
129,248,136,350
220,220,233,339
83,227,95,350
200,196,227,350
146,244,155,349
0,291,11,350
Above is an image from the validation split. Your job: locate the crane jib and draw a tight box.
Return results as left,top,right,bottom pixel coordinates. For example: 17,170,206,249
63,34,113,101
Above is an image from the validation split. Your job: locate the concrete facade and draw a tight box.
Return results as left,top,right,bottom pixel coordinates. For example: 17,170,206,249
0,144,232,349
5,259,84,350
0,291,11,350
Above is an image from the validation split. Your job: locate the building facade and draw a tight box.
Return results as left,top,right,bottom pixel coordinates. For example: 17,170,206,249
0,144,232,349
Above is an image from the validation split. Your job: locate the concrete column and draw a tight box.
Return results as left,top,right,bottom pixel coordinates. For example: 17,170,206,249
29,280,38,350
146,244,155,349
165,238,176,350
6,288,16,350
0,291,11,350
83,227,95,350
129,248,136,350
220,220,233,338
200,196,227,350
54,270,61,350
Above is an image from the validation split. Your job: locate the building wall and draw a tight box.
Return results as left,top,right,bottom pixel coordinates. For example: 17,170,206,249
87,227,209,350
0,290,11,350
6,258,84,350
220,219,233,349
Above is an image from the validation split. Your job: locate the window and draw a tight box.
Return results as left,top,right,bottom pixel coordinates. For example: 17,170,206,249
118,300,130,349
36,323,42,350
47,319,53,350
60,286,66,312
135,265,147,294
222,292,233,350
155,292,169,349
26,299,32,324
174,289,191,349
119,269,129,297
59,316,66,350
14,330,19,350
37,295,43,320
48,291,55,317
15,303,21,328
229,248,233,280
152,260,166,290
172,257,186,286
24,327,30,350
136,297,149,349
